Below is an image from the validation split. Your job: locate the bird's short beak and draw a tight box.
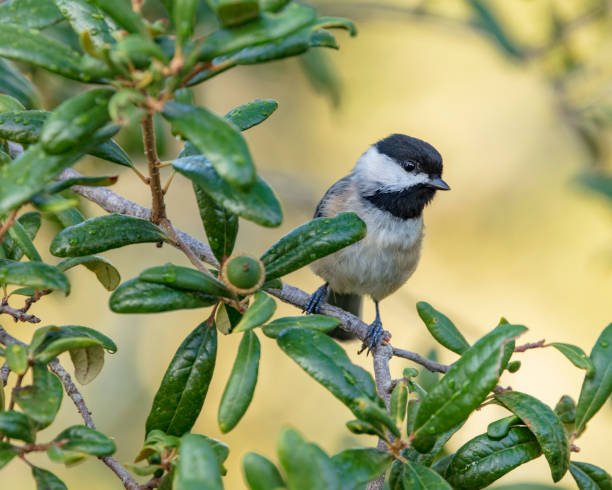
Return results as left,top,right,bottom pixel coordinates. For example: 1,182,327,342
427,176,451,191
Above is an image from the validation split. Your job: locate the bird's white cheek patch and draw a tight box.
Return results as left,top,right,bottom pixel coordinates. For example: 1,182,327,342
354,147,430,192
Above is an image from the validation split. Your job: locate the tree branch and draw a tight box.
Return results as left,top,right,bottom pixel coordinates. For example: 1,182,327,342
0,300,40,323
142,114,166,224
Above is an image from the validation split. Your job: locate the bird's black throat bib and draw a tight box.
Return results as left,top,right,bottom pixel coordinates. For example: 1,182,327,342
362,185,436,220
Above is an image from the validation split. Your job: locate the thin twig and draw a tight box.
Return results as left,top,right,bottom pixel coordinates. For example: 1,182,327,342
0,301,40,323
142,114,166,224
392,347,450,373
0,208,18,242
514,339,546,353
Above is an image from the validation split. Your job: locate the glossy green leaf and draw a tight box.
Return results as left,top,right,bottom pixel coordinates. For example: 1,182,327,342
50,214,167,257
389,459,452,489
446,427,542,489
345,419,384,437
174,434,223,490
139,263,231,298
243,452,285,490
0,58,41,109
33,325,117,354
54,425,116,455
174,0,198,43
495,392,567,481
57,255,121,291
207,0,259,28
146,322,217,436
41,88,114,154
14,364,63,429
7,219,41,261
405,421,464,467
55,0,116,47
46,175,118,195
0,143,83,214
234,292,276,332
173,154,282,227
215,303,243,335
0,441,18,470
413,324,527,452
35,335,102,364
0,93,25,112
91,0,147,35
69,345,105,384
390,380,408,427
89,138,133,167
163,102,255,189
332,448,393,490
224,99,278,131
575,323,612,434
0,260,69,294
261,212,366,280
262,314,339,338
110,34,169,69
417,301,470,355
32,467,67,490
549,342,595,375
0,410,35,442
486,415,521,440
5,343,28,374
218,330,260,433
554,395,576,424
570,461,612,490
278,427,340,490
0,25,111,82
406,398,419,436
0,0,62,29
110,278,216,313
2,211,41,261
431,454,454,479
193,183,238,263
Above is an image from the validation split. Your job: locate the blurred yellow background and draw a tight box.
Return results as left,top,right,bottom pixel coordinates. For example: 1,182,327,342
4,1,612,488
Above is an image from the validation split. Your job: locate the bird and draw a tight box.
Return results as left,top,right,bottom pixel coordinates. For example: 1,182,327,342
303,133,450,354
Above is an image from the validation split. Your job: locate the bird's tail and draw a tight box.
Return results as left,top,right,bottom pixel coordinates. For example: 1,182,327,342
326,290,361,341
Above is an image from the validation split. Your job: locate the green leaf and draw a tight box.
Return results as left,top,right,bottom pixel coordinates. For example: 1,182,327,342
91,0,147,35
575,323,612,434
0,0,62,29
0,441,19,470
554,395,576,424
0,143,84,214
224,99,278,131
234,292,276,332
163,102,255,189
0,260,69,294
0,93,25,112
495,391,569,481
35,334,102,364
46,175,118,195
260,213,366,280
486,415,521,440
570,461,612,490
577,172,612,201
431,454,454,479
412,324,527,452
0,58,41,109
0,25,111,82
0,410,35,442
215,302,243,335
390,380,408,427
32,467,67,490
34,325,117,354
173,154,282,227
174,433,223,490
110,278,216,313
466,0,524,59
2,211,41,261
193,183,238,263
416,301,470,355
54,425,116,455
446,427,540,489
407,421,464,467
218,330,260,433
345,419,384,437
41,88,114,154
5,343,28,375
54,0,116,47
206,0,259,28
139,263,231,298
14,364,63,429
549,342,595,376
89,138,133,167
57,255,121,291
69,345,105,384
50,214,167,257
331,448,393,490
146,322,217,436
174,0,199,43
110,34,169,69
243,452,285,490
262,314,339,338
7,219,41,261
390,459,452,489
278,427,340,490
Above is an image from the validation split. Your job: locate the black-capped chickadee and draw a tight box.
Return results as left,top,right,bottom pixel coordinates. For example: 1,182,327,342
304,134,450,353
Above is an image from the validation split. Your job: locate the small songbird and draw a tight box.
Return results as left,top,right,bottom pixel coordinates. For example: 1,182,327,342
304,134,450,353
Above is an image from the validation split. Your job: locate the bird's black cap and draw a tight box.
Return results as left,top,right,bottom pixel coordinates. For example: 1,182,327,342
376,134,443,176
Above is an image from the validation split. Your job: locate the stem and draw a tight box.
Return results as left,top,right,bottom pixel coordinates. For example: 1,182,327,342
0,300,40,323
8,372,23,410
159,218,216,278
0,208,18,242
142,114,166,224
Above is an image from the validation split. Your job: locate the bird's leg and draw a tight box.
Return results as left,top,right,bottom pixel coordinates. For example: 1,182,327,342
303,282,329,314
358,300,390,355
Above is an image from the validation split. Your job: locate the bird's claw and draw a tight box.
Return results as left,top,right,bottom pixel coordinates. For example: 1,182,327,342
303,283,328,315
358,320,391,355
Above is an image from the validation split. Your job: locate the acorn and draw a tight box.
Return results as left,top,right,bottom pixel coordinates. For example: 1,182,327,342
221,254,265,295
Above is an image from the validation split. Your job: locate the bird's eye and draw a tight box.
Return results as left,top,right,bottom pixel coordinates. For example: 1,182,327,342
403,161,416,171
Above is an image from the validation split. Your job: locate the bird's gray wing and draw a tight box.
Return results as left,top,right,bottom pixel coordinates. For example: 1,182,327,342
314,174,354,218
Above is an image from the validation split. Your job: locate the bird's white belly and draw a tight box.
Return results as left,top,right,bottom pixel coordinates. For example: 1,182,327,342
311,214,423,301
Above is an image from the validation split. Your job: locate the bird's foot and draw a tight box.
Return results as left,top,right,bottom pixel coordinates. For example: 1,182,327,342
303,283,328,314
358,320,391,356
